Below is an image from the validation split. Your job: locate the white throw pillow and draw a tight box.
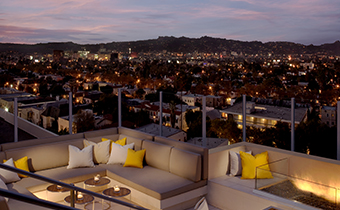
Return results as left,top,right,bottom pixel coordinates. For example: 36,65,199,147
0,158,20,183
67,145,95,169
229,150,252,176
0,178,8,201
83,140,110,164
107,143,134,165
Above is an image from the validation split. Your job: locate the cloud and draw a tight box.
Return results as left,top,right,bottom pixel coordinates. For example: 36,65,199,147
0,0,339,44
0,25,94,44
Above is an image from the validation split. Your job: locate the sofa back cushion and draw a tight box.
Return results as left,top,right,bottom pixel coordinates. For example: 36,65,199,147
121,135,144,151
86,134,119,143
5,139,84,172
169,148,202,182
142,140,173,172
154,136,208,180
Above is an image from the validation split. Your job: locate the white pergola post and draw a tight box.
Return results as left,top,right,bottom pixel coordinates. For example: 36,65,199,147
118,88,122,127
291,98,295,151
202,96,207,147
242,95,246,142
69,92,72,134
159,91,163,136
14,98,18,142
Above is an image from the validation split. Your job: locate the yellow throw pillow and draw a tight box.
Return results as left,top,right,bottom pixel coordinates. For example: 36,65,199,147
240,151,273,179
115,138,126,146
4,156,29,178
102,137,126,152
123,149,145,169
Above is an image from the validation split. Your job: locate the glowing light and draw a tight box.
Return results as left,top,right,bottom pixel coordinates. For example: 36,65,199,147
293,178,337,203
4,107,8,112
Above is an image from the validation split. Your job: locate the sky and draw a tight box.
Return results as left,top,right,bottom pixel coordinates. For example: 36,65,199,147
0,0,339,45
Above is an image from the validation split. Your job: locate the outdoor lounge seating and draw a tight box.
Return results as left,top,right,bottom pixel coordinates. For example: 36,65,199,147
207,142,340,210
0,127,208,210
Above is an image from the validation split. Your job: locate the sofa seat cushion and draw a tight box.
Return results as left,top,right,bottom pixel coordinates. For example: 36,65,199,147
7,199,50,210
7,182,35,197
100,164,206,200
6,183,49,210
15,166,106,193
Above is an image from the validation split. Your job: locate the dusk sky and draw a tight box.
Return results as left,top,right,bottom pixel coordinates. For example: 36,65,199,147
0,0,339,45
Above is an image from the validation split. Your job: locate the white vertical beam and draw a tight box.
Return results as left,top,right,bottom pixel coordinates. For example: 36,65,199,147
291,98,295,151
242,95,246,142
337,101,340,160
202,96,207,147
14,97,18,142
69,92,72,134
118,88,122,127
159,91,163,136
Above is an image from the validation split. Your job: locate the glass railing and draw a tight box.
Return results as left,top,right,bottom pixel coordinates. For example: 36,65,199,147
255,158,338,210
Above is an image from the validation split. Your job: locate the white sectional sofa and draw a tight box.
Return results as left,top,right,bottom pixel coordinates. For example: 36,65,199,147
0,127,208,210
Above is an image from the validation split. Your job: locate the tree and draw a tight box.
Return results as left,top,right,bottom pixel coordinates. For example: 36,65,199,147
100,85,113,94
74,109,95,133
39,81,49,97
134,88,146,99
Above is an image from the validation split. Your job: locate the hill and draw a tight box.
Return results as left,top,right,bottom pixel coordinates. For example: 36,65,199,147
0,36,339,55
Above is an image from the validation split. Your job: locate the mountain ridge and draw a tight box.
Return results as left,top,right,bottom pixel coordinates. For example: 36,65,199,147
1,36,339,56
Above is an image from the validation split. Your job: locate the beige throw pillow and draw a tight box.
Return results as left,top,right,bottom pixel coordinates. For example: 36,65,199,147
0,178,8,201
229,150,252,176
67,145,95,169
107,143,134,165
0,158,20,183
83,140,110,164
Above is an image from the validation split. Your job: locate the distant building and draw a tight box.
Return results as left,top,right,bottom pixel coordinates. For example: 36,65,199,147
182,94,224,107
221,101,308,128
320,106,336,126
131,102,200,131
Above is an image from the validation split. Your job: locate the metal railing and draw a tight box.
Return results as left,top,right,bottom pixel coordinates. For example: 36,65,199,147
0,163,148,210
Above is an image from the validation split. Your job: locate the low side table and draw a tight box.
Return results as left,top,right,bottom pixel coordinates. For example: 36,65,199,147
84,177,110,187
103,187,131,198
84,177,111,210
64,194,94,205
47,184,70,193
46,184,70,202
103,187,131,209
84,177,110,193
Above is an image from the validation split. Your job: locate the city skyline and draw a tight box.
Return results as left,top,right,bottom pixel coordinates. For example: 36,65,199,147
0,0,339,45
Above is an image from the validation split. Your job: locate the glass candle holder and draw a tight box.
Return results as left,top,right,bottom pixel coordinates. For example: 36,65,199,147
94,174,100,182
114,185,120,193
77,192,83,200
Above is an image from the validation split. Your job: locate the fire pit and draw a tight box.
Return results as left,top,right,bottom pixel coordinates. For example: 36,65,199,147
261,180,337,210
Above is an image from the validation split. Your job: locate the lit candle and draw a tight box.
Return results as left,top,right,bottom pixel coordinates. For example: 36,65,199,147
94,174,100,182
77,192,83,200
114,185,120,192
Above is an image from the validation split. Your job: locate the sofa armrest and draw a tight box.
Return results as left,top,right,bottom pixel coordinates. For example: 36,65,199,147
208,143,247,179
